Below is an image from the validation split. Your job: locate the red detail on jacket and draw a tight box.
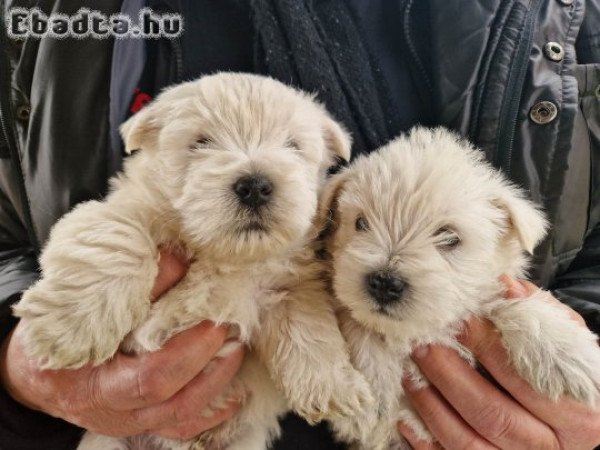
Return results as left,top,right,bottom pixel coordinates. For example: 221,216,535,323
130,88,152,113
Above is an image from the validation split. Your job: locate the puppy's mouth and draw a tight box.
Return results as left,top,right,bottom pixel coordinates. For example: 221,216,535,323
374,305,393,316
367,294,409,320
369,301,406,320
241,221,268,232
235,208,273,234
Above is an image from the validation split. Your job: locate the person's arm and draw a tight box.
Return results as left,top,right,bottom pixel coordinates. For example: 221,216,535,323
0,180,88,448
0,224,86,449
0,248,39,343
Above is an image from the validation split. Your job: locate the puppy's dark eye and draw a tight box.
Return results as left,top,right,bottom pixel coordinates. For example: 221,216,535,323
355,216,369,232
190,137,212,150
435,227,461,250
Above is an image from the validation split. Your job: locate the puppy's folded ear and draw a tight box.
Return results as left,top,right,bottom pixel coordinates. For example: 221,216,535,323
120,103,162,154
316,170,350,243
322,117,352,173
493,186,548,254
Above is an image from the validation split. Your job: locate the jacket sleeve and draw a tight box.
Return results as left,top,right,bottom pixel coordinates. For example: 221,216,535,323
0,193,84,450
0,1,80,440
0,58,83,450
0,161,40,343
0,249,38,342
551,223,600,335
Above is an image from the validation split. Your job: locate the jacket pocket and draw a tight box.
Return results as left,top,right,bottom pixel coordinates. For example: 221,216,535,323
574,64,600,234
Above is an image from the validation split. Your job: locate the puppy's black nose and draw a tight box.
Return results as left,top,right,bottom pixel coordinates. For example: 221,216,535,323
234,175,273,209
366,270,405,305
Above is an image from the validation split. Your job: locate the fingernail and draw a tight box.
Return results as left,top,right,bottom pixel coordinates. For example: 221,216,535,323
216,340,243,359
413,345,429,359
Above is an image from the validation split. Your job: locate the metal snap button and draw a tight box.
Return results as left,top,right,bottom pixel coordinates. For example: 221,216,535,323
558,0,574,5
595,84,600,100
530,101,558,125
16,104,31,121
543,42,564,62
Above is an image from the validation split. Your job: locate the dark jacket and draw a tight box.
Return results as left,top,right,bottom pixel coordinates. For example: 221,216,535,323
0,0,599,449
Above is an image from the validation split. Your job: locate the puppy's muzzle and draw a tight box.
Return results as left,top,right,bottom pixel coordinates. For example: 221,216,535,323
233,175,273,210
366,270,405,306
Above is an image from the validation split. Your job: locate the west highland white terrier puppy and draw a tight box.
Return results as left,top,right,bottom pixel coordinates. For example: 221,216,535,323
14,73,374,450
315,127,600,450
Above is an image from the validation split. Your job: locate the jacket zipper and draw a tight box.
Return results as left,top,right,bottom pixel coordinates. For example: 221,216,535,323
468,0,516,142
0,118,8,158
402,0,434,102
495,0,542,171
0,80,8,158
169,37,183,83
0,3,39,248
156,1,183,83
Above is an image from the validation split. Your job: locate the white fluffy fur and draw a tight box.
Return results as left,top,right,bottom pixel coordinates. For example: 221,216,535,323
318,127,600,450
13,73,375,450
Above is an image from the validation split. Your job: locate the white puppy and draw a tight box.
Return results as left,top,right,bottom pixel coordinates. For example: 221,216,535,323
316,127,600,450
14,73,374,450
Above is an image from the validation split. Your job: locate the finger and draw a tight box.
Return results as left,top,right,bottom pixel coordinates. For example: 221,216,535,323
131,344,244,431
151,248,189,300
458,317,591,428
157,399,242,440
412,345,557,450
401,379,496,450
93,321,229,410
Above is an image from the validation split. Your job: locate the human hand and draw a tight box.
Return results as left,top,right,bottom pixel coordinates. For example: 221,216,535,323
398,276,600,450
0,248,244,440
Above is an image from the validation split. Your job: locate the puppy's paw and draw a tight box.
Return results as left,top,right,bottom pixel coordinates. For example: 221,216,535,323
330,367,377,423
20,319,120,370
128,319,173,353
77,432,128,450
13,200,160,369
490,292,600,408
14,288,127,369
354,417,423,450
15,261,156,369
348,439,409,450
396,407,433,444
296,365,376,428
517,335,600,409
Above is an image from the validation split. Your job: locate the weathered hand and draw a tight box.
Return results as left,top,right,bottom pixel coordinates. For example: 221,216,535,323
0,249,244,440
398,276,600,450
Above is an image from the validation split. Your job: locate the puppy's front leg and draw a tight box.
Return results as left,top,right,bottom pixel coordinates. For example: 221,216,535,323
487,291,600,408
254,278,376,429
126,261,216,353
13,201,159,369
